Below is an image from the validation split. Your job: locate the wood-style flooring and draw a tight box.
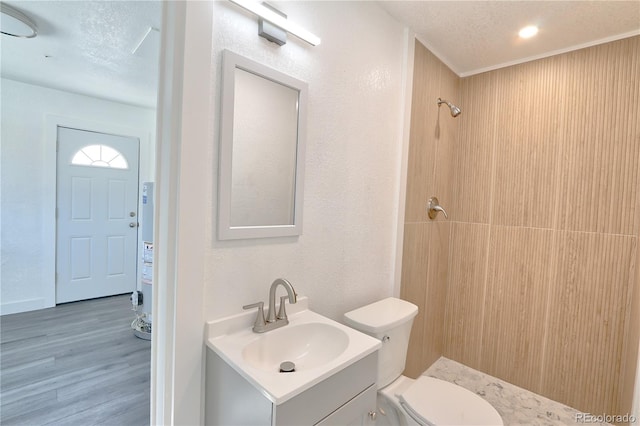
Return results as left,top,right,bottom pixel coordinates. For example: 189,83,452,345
0,295,150,425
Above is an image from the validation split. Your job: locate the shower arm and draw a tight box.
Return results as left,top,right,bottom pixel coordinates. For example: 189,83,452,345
437,97,461,117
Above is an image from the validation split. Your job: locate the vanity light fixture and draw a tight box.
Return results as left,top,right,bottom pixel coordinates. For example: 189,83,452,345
258,3,287,46
518,25,539,39
228,0,321,46
1,3,37,38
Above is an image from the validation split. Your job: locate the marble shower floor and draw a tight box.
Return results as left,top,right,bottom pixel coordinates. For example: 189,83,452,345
424,357,611,426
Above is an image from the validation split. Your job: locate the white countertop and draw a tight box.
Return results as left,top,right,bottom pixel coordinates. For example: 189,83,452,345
205,297,381,405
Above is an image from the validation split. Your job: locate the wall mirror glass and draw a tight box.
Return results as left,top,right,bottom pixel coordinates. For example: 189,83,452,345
218,50,307,240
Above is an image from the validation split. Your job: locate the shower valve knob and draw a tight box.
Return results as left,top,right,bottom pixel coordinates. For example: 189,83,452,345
427,197,448,220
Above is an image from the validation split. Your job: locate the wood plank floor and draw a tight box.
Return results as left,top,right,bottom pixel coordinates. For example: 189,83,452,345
0,295,150,425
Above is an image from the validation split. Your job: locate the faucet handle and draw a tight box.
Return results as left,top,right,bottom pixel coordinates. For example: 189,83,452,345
243,302,266,330
277,296,290,321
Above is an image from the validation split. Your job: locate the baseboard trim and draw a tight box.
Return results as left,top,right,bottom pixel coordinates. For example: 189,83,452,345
1,298,48,315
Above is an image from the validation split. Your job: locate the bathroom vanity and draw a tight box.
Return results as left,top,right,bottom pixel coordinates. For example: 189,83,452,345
205,297,381,425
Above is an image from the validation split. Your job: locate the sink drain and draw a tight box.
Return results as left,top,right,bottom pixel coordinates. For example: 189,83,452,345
279,361,295,373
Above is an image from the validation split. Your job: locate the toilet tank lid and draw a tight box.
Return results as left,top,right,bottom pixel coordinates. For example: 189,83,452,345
344,297,418,334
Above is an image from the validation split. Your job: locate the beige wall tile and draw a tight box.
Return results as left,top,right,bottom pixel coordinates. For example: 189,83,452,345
432,62,460,215
619,238,639,417
403,36,639,418
542,231,635,414
401,221,451,377
491,57,566,228
443,223,489,369
422,221,450,369
404,41,442,223
480,226,554,393
557,38,640,235
400,222,429,377
402,41,460,377
452,72,497,224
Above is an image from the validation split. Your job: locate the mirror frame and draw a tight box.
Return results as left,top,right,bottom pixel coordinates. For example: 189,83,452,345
218,50,307,240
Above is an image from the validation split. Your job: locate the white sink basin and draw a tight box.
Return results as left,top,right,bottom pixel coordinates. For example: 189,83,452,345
242,322,349,372
205,297,381,404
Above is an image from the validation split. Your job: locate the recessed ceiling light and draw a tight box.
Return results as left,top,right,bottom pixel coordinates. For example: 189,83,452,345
518,25,539,39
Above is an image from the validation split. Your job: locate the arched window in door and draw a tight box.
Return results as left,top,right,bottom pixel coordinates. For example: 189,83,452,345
71,144,129,169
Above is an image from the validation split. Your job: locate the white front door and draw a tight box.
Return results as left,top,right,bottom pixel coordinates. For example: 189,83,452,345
56,127,140,303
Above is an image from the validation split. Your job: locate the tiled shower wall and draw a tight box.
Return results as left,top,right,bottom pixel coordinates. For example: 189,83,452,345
400,36,639,417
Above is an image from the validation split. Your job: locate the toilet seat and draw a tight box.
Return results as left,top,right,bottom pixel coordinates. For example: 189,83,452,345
397,377,503,426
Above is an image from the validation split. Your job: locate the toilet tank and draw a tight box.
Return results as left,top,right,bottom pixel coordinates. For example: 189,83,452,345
344,297,418,389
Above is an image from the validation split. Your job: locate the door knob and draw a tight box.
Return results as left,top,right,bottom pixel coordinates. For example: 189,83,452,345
129,222,138,228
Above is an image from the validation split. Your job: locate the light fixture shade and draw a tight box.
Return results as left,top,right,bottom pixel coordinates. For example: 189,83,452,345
228,0,320,46
1,3,37,38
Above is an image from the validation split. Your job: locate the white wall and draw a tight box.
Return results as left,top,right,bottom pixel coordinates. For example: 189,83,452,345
0,78,156,314
160,1,408,423
204,0,407,321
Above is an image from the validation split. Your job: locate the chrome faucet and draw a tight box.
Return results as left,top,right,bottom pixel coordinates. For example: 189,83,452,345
243,278,297,333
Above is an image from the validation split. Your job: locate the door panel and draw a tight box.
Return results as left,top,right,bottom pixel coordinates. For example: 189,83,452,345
56,126,140,303
108,180,127,219
71,177,93,219
70,237,92,279
107,236,126,275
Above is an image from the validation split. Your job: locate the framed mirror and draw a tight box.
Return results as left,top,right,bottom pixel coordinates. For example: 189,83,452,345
218,50,307,240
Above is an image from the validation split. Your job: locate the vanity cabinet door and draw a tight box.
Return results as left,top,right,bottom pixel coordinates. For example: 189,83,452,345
206,350,273,425
315,384,377,426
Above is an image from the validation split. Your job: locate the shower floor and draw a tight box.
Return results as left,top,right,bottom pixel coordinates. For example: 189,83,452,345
423,357,611,426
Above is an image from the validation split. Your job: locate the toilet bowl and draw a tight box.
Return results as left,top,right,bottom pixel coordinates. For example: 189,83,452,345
344,298,503,426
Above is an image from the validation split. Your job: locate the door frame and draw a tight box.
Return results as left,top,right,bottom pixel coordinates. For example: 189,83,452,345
44,115,153,309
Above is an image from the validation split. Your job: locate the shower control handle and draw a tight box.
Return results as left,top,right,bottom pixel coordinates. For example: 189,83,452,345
427,197,448,220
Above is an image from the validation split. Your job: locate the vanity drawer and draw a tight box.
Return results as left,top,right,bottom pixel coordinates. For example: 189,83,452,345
274,352,377,426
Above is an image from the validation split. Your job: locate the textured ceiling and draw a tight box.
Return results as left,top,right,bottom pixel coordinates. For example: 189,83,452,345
378,1,640,76
1,1,161,108
1,1,638,107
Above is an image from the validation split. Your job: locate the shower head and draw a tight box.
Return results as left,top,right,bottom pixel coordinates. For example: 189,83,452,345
437,98,461,117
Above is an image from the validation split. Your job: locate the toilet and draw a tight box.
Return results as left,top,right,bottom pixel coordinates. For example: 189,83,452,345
344,297,503,426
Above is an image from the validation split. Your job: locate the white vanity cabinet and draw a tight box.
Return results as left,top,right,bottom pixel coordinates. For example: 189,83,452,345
206,350,378,426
